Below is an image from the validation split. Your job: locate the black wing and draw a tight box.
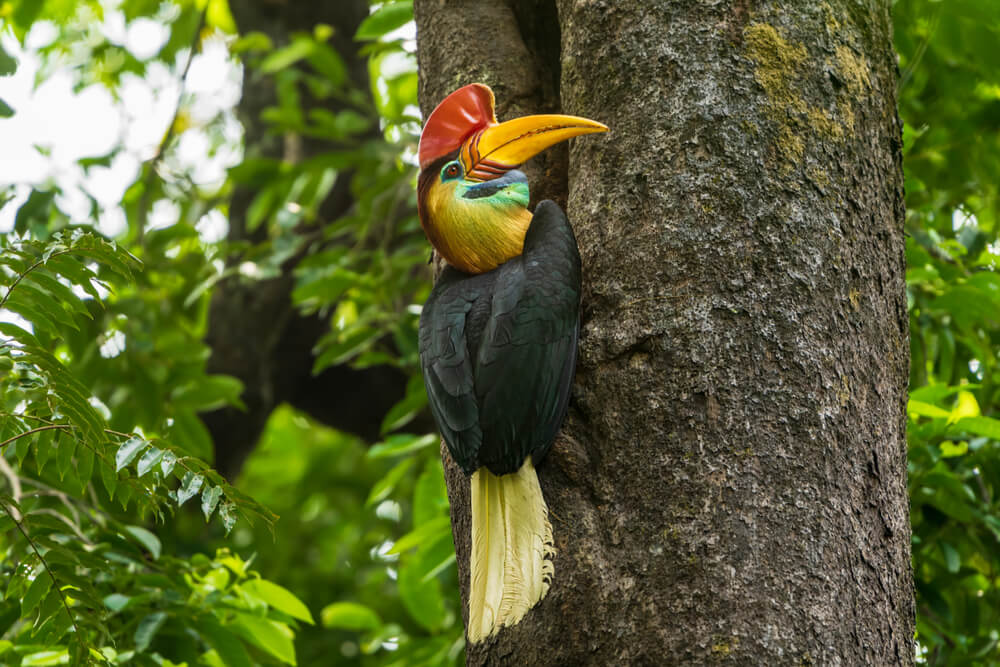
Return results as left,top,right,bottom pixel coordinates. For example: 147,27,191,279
418,201,581,475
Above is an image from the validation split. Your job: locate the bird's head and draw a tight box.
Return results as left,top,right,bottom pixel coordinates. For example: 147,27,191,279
417,83,607,274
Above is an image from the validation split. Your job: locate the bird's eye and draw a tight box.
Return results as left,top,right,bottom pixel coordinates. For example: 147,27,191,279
441,162,461,180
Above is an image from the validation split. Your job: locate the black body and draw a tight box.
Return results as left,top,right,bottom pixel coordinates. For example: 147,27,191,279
418,200,582,476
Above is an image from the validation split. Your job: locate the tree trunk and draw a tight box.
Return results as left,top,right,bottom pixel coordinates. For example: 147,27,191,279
415,1,914,664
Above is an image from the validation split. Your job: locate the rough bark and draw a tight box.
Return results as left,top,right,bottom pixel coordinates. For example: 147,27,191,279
415,0,913,664
201,0,433,478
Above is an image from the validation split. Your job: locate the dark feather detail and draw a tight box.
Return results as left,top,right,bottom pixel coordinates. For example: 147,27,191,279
419,201,581,475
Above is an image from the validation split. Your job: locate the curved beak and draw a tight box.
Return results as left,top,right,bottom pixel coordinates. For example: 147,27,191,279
460,114,608,182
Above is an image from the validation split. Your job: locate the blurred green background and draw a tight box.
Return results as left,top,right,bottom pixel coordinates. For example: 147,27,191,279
0,0,998,665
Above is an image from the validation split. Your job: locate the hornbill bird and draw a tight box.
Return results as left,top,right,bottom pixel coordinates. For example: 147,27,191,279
416,83,607,642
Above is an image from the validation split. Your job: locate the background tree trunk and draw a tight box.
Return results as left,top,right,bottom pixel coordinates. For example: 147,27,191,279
415,0,914,664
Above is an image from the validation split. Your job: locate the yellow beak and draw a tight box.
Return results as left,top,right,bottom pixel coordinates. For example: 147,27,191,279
460,114,608,182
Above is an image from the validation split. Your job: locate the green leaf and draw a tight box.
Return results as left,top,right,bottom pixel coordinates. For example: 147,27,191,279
201,484,222,521
200,618,254,667
907,400,950,419
355,1,413,41
33,428,56,473
160,450,178,476
948,390,981,422
413,460,448,529
941,542,961,574
99,458,118,500
62,231,141,279
132,446,161,476
398,554,445,631
15,430,33,466
134,611,166,652
104,593,130,612
116,436,148,472
13,189,55,232
952,416,1000,440
44,255,102,300
312,326,380,373
21,572,52,616
414,533,457,584
218,501,238,535
387,516,451,555
305,43,346,87
242,579,314,624
231,613,296,665
171,375,245,412
21,649,69,666
231,31,273,54
379,385,428,435
176,472,204,506
125,525,162,560
75,444,94,492
938,440,968,458
367,433,437,459
0,43,17,76
55,434,75,480
0,98,14,118
22,269,92,322
320,602,381,631
34,601,68,643
365,457,414,507
260,37,314,74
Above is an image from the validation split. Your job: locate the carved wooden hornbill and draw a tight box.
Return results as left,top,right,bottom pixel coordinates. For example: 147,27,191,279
416,84,607,642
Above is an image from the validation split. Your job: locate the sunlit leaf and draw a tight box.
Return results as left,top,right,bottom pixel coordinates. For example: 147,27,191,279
176,472,204,506
21,649,69,666
230,614,296,665
365,457,415,507
938,440,968,458
367,433,437,459
160,449,178,476
242,579,314,624
355,1,413,41
115,436,148,472
948,390,980,423
320,602,381,631
136,447,164,477
218,501,238,535
201,485,222,521
386,516,451,555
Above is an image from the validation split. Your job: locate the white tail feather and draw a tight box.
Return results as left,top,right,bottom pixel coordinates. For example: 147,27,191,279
468,458,554,643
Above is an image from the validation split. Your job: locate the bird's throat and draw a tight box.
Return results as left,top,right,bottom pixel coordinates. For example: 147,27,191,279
424,186,532,274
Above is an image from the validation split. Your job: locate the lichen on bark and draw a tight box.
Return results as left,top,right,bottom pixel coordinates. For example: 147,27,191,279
743,18,873,177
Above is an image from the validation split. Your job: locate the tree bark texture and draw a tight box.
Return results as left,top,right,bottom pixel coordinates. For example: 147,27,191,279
202,0,433,478
415,1,913,664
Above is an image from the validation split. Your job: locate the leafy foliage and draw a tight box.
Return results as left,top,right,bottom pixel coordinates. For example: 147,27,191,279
1,0,457,664
0,231,290,664
896,0,1000,663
